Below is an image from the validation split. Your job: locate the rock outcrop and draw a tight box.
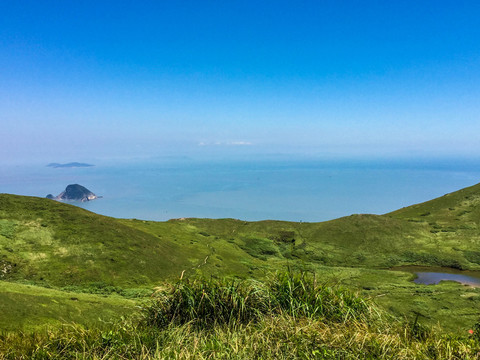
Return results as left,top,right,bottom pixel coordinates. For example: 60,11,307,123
46,184,100,202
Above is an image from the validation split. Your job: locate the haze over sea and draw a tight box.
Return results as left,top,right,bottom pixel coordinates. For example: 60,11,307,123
2,157,480,222
2,2,480,207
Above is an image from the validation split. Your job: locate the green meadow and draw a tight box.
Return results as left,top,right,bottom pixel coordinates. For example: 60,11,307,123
2,183,480,358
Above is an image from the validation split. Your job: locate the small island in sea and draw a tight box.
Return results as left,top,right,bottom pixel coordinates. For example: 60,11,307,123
46,184,101,202
47,162,94,168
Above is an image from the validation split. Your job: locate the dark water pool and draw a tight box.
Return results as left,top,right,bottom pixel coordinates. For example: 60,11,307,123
391,266,480,287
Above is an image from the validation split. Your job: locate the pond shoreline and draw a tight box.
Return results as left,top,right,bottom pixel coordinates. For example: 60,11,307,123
390,266,480,287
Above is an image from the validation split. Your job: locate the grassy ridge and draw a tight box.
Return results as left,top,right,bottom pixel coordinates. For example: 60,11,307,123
3,183,480,290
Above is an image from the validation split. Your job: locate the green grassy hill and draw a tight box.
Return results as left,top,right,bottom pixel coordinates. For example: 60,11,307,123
0,194,191,287
2,184,480,333
387,182,480,269
0,185,480,287
3,183,480,290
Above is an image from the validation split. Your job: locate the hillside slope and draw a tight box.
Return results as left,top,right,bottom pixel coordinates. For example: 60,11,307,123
2,183,480,290
0,194,200,287
0,194,266,288
386,182,480,268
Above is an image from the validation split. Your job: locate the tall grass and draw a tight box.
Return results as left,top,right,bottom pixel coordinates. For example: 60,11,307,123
1,271,480,359
2,316,480,359
144,277,270,328
269,270,373,322
144,270,373,329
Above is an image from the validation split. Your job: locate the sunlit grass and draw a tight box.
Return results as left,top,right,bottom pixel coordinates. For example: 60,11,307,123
2,271,479,359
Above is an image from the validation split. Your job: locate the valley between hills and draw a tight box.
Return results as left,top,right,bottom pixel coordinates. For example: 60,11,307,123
2,183,480,358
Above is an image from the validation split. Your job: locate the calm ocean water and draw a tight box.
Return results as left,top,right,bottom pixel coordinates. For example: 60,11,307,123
2,158,480,222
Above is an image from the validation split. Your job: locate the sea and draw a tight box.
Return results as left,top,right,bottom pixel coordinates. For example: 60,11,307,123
2,157,480,222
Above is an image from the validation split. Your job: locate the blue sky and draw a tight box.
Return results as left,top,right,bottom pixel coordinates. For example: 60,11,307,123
1,1,480,163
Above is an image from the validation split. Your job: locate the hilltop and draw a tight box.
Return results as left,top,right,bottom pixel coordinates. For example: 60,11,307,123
3,183,480,286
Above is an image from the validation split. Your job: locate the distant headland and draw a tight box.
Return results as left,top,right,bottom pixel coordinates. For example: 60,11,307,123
47,162,94,168
46,184,101,202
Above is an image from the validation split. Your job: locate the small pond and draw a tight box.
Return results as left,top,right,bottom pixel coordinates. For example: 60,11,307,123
391,266,480,287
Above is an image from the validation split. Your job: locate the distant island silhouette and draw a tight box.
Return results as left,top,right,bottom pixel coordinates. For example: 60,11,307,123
47,162,94,168
46,184,101,202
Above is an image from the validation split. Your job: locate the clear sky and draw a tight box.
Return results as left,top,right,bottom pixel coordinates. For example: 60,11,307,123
1,1,480,163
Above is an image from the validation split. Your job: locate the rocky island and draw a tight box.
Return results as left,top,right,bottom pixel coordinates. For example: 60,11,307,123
46,184,101,202
47,162,94,168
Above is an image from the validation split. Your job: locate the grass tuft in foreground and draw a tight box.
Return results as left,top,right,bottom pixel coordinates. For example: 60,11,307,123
145,277,270,329
269,270,373,322
144,270,373,329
